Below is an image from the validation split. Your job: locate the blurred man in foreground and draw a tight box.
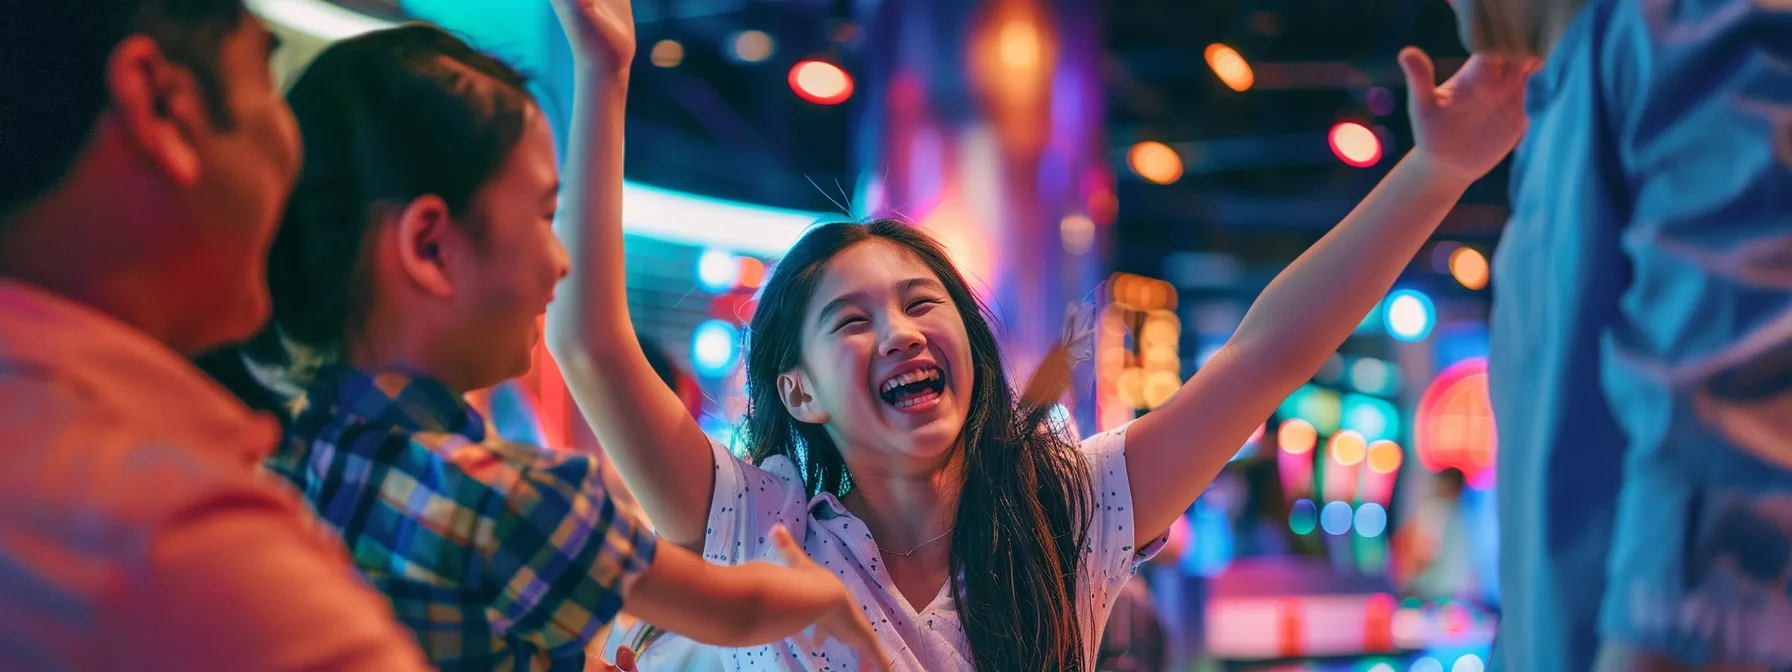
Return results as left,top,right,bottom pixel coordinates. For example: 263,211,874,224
0,1,427,669
1463,0,1792,669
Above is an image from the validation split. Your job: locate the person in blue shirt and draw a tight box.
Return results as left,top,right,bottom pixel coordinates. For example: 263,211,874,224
1457,0,1792,670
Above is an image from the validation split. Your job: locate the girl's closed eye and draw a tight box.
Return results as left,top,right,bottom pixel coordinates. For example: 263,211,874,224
907,298,944,315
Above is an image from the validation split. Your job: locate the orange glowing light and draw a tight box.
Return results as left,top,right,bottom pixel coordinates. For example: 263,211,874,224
1204,43,1255,92
1367,440,1405,474
736,257,767,289
1330,431,1368,466
1449,246,1490,291
1280,418,1318,455
1128,141,1184,185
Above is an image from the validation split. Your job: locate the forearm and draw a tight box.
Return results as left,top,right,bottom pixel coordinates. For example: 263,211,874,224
1127,150,1475,543
545,66,716,548
625,547,828,648
1230,150,1470,386
547,64,632,355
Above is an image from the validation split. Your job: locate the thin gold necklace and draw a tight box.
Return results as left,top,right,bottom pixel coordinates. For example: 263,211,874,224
877,529,953,557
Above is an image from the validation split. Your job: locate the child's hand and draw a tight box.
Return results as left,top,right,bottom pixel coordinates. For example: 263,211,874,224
1399,47,1540,182
546,0,635,69
766,525,890,672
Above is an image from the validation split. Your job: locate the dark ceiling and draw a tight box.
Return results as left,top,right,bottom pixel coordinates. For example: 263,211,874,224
367,0,1504,294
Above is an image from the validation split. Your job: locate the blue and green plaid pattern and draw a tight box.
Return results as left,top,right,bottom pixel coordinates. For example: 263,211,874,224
269,366,657,671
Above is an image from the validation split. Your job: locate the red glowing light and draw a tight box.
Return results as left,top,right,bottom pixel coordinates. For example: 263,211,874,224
1329,122,1383,168
789,59,854,105
1414,357,1497,487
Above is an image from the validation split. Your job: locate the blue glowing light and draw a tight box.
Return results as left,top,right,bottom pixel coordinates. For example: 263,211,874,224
697,249,741,293
1384,289,1435,342
691,320,741,377
1355,503,1388,538
1342,393,1402,443
1321,500,1354,535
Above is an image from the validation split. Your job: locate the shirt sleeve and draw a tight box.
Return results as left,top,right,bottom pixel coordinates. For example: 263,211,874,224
472,446,659,659
1079,424,1168,618
700,439,810,566
119,486,431,672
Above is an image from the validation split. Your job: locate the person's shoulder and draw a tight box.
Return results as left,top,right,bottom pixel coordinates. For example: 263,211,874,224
0,375,280,520
0,407,304,597
1077,423,1131,461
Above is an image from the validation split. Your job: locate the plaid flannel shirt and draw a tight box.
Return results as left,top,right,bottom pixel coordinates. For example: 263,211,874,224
268,366,657,671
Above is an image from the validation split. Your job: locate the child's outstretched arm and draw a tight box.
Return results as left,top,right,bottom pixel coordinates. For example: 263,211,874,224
543,0,721,551
627,527,888,669
1125,49,1539,543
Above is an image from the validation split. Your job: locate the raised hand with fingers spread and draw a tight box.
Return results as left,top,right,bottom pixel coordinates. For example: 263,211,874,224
547,0,635,69
1399,47,1540,181
764,526,891,672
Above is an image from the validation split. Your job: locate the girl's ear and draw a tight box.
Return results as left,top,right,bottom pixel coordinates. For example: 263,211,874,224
779,369,829,424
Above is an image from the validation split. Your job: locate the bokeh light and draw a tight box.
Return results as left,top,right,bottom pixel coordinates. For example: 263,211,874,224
1321,500,1354,535
1367,86,1396,116
1384,289,1435,342
649,39,683,68
1355,503,1388,537
1452,655,1485,672
731,30,775,62
1330,430,1367,465
1281,384,1343,436
1204,43,1254,91
1450,246,1490,290
1060,214,1095,255
697,249,740,292
1415,357,1498,486
736,256,767,289
789,59,853,105
1412,657,1444,672
691,320,741,377
1128,141,1184,185
998,17,1041,68
1330,122,1383,167
1367,440,1404,474
1343,394,1401,442
1144,371,1181,409
1349,357,1396,396
1279,418,1317,454
1290,498,1318,535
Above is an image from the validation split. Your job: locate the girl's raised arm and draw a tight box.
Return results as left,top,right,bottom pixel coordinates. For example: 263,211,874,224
543,0,717,549
1124,49,1538,543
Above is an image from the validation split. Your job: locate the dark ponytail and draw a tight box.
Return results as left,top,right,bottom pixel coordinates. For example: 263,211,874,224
203,23,539,411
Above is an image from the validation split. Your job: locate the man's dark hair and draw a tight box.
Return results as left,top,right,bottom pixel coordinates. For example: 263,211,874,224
0,0,244,218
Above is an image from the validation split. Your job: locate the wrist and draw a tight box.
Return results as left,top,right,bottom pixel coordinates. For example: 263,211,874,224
1405,149,1481,193
572,58,631,87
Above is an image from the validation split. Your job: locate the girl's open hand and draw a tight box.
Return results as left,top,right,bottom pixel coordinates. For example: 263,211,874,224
546,0,635,70
1400,47,1539,182
766,525,890,672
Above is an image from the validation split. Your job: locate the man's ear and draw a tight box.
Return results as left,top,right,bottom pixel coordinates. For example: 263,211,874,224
779,369,829,424
107,35,211,187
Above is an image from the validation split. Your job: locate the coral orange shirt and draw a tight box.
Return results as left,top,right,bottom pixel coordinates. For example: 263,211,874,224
0,281,427,671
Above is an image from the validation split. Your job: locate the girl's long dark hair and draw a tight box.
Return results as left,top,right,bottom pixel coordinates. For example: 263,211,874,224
745,219,1095,671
